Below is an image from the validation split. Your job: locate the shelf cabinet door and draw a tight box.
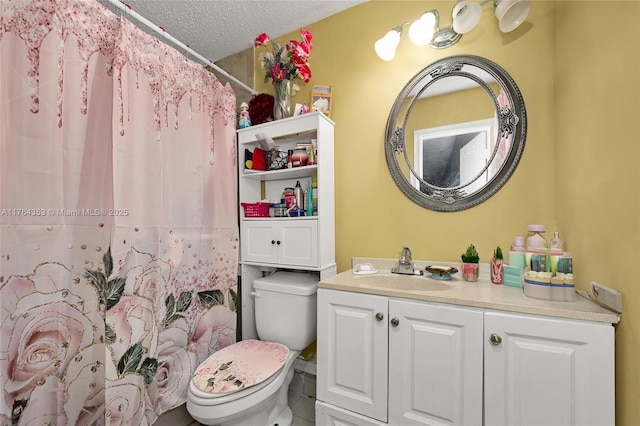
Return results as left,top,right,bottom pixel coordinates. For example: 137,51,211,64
241,219,318,267
484,312,615,426
317,289,389,423
388,300,483,426
278,220,318,267
241,221,278,264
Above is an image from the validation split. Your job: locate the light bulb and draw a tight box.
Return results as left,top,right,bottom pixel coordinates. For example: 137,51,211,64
495,0,531,32
452,1,482,34
408,12,436,46
374,29,401,61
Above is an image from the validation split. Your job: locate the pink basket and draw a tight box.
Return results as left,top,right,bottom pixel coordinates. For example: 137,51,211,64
241,202,271,217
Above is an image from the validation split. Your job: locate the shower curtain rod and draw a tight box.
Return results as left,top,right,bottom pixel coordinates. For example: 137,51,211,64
105,0,257,95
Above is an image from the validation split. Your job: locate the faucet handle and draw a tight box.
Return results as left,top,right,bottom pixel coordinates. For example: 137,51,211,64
401,246,412,262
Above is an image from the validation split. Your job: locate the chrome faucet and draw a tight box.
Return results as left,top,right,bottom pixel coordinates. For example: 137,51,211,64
391,246,423,275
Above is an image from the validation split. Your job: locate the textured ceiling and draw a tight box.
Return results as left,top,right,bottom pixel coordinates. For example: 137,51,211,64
99,0,366,62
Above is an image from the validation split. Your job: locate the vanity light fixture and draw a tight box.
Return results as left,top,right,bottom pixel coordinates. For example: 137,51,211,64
374,0,531,60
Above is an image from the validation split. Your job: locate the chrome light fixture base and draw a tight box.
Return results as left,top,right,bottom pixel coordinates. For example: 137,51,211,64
428,26,462,49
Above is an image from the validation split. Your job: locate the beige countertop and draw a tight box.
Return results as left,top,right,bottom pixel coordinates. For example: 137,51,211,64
318,257,620,324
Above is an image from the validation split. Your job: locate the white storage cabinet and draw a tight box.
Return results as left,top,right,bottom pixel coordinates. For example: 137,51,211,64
316,288,615,426
237,112,336,339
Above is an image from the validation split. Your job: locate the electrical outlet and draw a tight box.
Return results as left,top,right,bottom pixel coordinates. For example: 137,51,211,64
590,281,622,313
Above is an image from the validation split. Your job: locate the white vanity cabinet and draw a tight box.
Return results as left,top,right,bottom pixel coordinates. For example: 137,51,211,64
316,290,389,423
316,288,615,426
237,112,336,339
484,311,615,426
317,289,484,426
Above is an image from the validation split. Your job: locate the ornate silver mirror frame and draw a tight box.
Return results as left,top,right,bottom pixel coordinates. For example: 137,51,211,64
385,55,526,211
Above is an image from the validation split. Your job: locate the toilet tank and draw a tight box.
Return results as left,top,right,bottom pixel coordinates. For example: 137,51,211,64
253,271,318,351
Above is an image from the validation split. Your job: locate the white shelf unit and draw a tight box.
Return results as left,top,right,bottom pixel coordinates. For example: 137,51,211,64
237,111,336,339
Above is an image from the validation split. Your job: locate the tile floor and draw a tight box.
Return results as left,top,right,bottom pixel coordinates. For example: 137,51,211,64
289,370,316,426
155,369,316,426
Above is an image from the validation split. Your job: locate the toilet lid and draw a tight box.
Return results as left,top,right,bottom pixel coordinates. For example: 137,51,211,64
192,340,289,396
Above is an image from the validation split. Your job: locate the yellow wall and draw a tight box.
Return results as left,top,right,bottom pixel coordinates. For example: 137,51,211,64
254,1,640,422
256,0,557,267
554,2,640,425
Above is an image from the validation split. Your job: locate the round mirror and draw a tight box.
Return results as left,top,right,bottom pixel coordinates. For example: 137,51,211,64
385,55,526,211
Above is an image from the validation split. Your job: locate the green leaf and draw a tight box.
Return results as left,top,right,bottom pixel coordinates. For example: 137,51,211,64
117,342,143,376
106,277,126,310
229,288,238,313
207,377,215,387
165,293,176,315
105,323,116,345
85,269,107,306
234,380,244,388
138,357,158,385
198,290,224,309
218,361,233,371
176,291,192,312
162,313,184,327
103,247,113,277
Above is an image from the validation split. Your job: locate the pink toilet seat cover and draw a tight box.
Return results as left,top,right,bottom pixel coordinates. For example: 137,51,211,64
192,340,289,395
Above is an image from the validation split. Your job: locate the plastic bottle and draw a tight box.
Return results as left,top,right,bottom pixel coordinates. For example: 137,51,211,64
311,173,318,215
308,145,316,165
306,182,313,216
283,187,295,208
508,236,526,267
511,236,525,252
294,180,304,211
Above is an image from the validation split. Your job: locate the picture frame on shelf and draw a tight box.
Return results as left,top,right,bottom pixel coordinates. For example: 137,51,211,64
311,85,332,118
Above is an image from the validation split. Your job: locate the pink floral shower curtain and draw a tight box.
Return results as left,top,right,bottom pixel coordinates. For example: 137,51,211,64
0,1,239,424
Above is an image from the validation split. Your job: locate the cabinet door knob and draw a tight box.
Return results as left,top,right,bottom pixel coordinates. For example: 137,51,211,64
375,312,384,321
489,333,502,345
390,317,400,327
276,240,281,245
271,240,276,245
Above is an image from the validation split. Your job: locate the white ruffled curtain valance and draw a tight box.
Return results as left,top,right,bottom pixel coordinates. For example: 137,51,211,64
0,1,239,424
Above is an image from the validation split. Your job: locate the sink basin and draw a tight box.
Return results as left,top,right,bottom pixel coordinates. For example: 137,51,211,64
353,274,453,292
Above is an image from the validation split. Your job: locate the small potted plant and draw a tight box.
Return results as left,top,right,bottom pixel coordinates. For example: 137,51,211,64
461,244,480,282
491,246,504,284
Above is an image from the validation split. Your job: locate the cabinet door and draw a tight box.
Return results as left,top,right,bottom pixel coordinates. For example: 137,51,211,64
484,312,614,426
241,220,318,267
317,289,388,422
278,220,318,267
388,300,483,426
241,221,278,264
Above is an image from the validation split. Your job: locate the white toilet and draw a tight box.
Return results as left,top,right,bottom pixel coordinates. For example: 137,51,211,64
187,271,318,426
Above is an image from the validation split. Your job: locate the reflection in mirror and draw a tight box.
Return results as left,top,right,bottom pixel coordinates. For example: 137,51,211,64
385,55,526,211
413,118,496,194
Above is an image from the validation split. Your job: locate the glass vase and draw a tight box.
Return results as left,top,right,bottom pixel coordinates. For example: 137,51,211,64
273,79,292,120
